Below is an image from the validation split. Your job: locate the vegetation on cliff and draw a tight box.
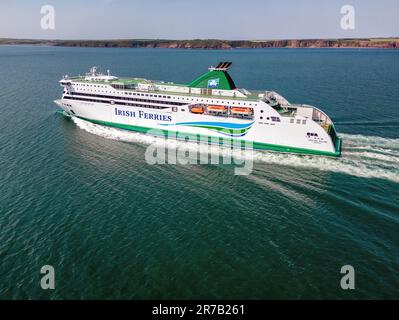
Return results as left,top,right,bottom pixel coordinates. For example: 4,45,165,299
1,38,398,49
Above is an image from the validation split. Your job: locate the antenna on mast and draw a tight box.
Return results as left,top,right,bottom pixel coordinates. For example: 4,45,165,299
89,66,98,76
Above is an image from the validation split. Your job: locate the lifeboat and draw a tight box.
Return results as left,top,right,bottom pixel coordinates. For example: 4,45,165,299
207,105,227,112
191,106,204,114
230,107,252,115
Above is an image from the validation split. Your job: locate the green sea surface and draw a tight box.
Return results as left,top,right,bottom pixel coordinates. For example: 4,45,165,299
0,46,398,299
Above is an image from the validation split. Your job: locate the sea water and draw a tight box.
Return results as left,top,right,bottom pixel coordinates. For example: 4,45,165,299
0,46,398,299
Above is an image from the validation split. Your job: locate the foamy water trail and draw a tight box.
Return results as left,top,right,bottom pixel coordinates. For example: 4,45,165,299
341,133,399,150
72,117,399,183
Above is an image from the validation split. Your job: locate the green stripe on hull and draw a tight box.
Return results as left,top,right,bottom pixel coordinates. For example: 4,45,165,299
74,116,342,157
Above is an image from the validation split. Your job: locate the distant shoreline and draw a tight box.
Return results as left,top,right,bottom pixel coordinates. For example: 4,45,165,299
1,38,398,49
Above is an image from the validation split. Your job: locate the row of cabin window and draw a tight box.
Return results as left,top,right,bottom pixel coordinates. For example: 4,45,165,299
290,118,307,125
259,116,281,122
121,91,171,99
124,92,255,107
118,89,256,106
64,96,168,109
73,83,255,107
70,92,185,106
171,96,255,106
74,84,171,99
75,83,107,88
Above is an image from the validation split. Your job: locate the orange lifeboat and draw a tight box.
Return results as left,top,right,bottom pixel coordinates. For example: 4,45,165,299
207,105,227,112
191,106,204,114
231,107,252,115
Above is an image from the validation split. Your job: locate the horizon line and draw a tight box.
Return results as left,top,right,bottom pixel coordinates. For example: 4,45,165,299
1,37,399,41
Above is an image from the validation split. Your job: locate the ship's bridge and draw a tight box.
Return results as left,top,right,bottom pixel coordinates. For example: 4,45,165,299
84,66,118,82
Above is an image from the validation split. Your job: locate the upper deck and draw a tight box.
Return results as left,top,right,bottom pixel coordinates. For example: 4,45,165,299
62,64,263,102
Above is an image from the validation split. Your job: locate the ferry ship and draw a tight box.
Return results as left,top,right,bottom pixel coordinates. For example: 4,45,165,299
55,63,342,156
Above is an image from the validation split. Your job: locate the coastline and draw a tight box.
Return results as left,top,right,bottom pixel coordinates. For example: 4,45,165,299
1,38,398,49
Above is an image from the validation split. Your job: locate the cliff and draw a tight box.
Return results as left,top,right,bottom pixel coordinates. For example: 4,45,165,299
1,38,398,49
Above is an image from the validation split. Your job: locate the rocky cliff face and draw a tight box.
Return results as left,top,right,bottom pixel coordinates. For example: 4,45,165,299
1,38,398,49
141,39,399,49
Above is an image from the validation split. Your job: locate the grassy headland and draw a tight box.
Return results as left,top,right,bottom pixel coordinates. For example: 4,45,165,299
1,38,398,49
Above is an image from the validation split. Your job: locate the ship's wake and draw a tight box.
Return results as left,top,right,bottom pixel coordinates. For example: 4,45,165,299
71,117,399,183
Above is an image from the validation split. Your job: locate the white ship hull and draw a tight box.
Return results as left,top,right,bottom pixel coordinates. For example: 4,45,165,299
55,99,341,156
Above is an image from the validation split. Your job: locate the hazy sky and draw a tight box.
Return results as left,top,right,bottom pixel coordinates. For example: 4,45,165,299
0,0,398,39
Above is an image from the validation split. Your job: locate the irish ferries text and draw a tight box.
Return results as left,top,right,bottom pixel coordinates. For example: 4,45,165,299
114,108,172,122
